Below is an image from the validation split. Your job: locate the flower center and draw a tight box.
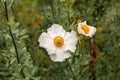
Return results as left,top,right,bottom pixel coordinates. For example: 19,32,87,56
54,36,64,47
81,25,89,34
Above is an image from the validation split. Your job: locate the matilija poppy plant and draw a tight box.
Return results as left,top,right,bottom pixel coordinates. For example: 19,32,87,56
77,21,96,37
38,24,78,62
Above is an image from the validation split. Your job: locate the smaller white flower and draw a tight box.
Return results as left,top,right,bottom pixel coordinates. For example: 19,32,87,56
38,24,78,62
78,21,96,37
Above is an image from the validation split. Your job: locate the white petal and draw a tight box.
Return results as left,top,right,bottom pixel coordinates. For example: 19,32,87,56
78,21,87,25
77,25,84,34
38,32,56,54
63,31,78,52
89,26,96,37
78,21,87,35
47,24,65,38
49,51,71,62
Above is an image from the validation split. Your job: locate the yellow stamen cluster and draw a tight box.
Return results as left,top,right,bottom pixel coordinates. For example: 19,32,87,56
54,36,64,47
81,25,89,34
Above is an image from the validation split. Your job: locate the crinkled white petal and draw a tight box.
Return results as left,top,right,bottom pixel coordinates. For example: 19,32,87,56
47,24,66,38
78,21,87,25
63,31,78,52
38,32,56,54
78,21,87,35
77,25,85,35
49,51,71,62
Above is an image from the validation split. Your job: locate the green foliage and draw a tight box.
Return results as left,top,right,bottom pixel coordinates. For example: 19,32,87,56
0,0,120,80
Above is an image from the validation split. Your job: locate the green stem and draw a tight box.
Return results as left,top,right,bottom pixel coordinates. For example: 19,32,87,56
66,59,77,80
4,1,25,78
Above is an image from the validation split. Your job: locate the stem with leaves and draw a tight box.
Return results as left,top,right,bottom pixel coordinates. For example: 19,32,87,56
4,1,25,78
66,59,77,80
66,0,77,79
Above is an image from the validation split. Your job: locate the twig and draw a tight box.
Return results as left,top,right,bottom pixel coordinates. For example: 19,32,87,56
89,37,98,80
4,1,25,78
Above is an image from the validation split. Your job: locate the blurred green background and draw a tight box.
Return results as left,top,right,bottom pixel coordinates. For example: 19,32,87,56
0,0,120,80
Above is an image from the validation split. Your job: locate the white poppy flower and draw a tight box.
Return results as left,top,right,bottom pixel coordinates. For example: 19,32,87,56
38,24,78,62
78,21,96,37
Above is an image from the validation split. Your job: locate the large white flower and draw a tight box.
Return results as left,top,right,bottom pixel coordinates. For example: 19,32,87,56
78,21,96,37
38,24,78,62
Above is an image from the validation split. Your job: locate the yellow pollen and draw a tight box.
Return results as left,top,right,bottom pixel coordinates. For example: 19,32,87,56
81,25,89,34
54,36,64,47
